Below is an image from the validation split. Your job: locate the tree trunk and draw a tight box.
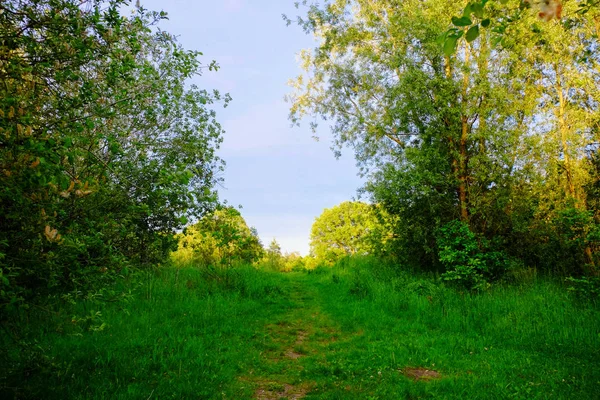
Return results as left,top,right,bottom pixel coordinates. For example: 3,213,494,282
458,41,471,223
555,64,576,199
459,115,469,223
554,64,596,273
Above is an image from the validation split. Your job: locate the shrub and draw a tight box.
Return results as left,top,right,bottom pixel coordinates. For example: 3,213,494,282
566,276,600,303
436,220,511,291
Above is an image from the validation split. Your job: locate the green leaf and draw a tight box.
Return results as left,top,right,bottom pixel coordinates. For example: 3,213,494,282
435,32,447,46
462,3,473,17
452,16,473,27
109,142,120,154
481,18,491,28
466,25,480,42
472,3,484,19
179,216,188,225
444,36,459,56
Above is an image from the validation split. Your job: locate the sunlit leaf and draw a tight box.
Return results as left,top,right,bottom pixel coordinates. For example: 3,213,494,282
466,25,480,42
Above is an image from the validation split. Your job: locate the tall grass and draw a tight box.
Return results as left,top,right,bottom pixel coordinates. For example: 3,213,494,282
1,258,598,399
306,256,600,399
0,265,288,399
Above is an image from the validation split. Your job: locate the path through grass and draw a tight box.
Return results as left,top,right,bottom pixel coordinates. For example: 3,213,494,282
236,267,600,399
2,263,599,399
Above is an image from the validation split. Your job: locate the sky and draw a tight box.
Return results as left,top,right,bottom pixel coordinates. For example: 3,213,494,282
139,0,364,255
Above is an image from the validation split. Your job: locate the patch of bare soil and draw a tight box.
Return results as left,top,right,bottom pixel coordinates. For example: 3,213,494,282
284,349,303,360
295,330,307,344
254,382,310,400
402,367,441,381
283,329,308,360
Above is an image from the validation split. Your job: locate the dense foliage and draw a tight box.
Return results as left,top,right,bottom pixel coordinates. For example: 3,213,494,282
288,0,600,287
0,0,227,307
310,201,392,265
172,207,264,267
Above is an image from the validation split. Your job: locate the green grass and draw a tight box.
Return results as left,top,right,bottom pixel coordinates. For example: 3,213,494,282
2,259,599,399
295,259,600,399
1,266,290,399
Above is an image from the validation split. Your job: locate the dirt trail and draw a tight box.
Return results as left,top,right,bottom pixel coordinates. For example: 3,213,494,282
238,274,342,399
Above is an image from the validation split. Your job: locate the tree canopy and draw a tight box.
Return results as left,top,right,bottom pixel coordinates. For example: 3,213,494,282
0,0,227,305
289,0,600,282
442,0,599,55
172,208,264,267
310,201,391,265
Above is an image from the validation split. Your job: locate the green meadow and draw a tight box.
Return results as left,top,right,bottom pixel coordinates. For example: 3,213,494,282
3,259,598,399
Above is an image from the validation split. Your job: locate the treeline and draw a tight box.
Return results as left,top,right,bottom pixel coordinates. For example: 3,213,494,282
171,206,307,271
0,0,226,307
288,0,600,291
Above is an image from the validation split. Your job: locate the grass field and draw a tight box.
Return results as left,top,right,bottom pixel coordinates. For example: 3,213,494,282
1,260,599,399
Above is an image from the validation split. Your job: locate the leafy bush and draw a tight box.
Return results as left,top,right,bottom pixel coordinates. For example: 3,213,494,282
436,220,511,291
566,276,600,303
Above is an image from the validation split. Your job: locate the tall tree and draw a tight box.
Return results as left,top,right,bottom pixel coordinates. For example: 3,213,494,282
288,0,540,269
0,0,227,304
173,208,264,267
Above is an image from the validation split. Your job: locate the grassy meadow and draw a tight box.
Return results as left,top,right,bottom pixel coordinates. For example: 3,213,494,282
1,259,599,399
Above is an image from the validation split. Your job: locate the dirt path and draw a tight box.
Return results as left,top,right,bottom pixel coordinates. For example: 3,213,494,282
238,274,344,399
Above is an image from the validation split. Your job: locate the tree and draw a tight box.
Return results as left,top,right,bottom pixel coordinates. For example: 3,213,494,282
442,1,600,55
288,0,600,276
267,239,282,257
310,202,389,265
289,0,537,268
264,239,283,270
0,0,227,305
172,208,264,267
281,252,305,272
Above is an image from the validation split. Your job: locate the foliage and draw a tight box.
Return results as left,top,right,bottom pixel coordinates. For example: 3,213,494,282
288,0,600,282
281,252,306,271
172,207,264,267
443,0,600,55
310,201,392,265
437,221,507,290
259,241,308,272
0,0,227,306
263,238,283,270
566,276,600,302
436,221,511,291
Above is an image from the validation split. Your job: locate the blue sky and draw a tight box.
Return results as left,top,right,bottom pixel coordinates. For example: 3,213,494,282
140,0,363,255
